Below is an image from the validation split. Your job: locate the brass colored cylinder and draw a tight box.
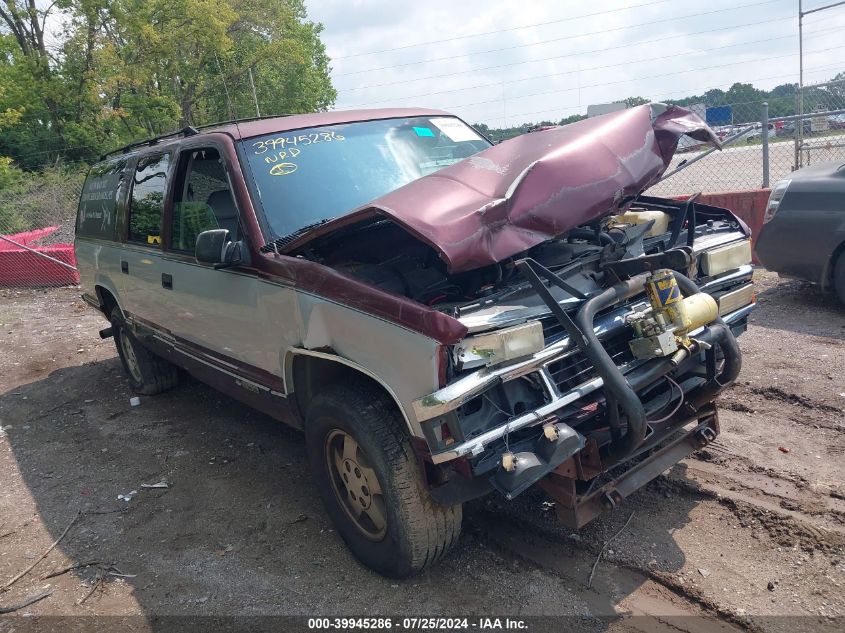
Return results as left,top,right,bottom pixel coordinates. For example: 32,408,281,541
679,293,718,332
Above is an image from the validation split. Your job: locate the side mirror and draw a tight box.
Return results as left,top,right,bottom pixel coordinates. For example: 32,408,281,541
195,229,242,268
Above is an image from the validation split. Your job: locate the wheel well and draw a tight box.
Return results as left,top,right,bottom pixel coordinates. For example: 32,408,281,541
95,286,118,317
290,354,404,426
826,240,845,289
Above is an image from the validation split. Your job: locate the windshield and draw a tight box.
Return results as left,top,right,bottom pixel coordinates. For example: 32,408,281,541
239,116,491,240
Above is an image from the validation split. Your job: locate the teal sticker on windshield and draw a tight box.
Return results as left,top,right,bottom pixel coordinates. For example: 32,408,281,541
413,126,435,137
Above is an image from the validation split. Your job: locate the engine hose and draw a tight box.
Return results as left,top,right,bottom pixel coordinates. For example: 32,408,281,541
685,322,742,410
577,270,741,463
672,271,742,399
573,273,651,462
567,228,615,246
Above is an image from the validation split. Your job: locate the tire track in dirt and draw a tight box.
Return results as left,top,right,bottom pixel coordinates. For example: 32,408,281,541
686,446,845,528
720,384,845,433
470,465,845,630
466,508,755,633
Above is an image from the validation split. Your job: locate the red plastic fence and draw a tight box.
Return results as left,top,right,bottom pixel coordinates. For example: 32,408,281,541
0,227,79,287
675,189,770,264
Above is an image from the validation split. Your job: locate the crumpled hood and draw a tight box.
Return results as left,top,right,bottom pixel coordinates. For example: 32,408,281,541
286,103,720,273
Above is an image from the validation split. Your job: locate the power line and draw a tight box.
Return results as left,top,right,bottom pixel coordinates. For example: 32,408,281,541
330,0,675,61
333,0,784,78
338,14,794,93
430,43,845,115
342,23,830,109
470,61,845,126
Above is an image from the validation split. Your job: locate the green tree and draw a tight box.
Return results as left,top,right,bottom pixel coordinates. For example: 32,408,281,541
624,96,649,108
0,0,336,169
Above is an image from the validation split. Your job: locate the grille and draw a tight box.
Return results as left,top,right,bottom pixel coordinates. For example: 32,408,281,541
545,330,635,394
541,316,568,344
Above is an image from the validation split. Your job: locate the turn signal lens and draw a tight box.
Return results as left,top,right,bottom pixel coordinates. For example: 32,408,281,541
764,179,791,223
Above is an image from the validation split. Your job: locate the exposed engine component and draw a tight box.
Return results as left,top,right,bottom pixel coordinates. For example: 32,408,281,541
627,269,718,360
303,218,606,308
608,209,671,237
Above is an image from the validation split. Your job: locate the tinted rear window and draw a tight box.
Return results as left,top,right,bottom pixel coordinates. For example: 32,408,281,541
128,153,170,246
76,158,128,240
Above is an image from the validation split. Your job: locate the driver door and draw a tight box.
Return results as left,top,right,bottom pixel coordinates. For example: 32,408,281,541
157,147,266,370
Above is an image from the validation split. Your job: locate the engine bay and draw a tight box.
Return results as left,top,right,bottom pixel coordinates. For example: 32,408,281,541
291,196,747,318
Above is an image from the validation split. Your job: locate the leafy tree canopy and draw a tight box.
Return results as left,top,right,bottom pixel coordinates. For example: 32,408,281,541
1,0,336,169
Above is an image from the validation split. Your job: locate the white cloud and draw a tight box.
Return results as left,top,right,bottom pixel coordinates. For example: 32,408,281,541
307,0,845,126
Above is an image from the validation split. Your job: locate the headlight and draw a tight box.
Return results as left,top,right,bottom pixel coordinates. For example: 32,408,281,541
700,239,752,277
764,179,790,223
453,321,545,370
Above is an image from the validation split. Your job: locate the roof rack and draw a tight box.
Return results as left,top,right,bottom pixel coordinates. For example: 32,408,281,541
195,113,294,131
100,125,199,160
99,113,299,161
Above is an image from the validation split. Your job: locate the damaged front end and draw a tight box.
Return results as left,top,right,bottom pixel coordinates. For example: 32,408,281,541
261,104,754,527
410,201,753,527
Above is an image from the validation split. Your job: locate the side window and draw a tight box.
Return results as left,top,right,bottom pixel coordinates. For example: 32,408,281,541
171,148,239,252
76,158,128,240
128,153,170,246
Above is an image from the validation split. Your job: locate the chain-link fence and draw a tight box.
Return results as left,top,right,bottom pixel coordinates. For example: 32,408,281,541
0,164,85,287
651,81,845,197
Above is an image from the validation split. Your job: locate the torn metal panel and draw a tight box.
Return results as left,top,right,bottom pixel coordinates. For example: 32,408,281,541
283,104,720,273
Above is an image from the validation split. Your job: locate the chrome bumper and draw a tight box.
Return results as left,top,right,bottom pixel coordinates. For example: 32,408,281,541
419,292,754,465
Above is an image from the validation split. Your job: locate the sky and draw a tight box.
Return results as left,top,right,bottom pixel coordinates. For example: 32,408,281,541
307,0,845,127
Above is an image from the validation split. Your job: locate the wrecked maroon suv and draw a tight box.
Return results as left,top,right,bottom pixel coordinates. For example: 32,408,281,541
75,103,754,578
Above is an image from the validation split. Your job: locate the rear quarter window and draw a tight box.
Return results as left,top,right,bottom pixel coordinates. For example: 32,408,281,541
128,153,170,246
76,158,128,240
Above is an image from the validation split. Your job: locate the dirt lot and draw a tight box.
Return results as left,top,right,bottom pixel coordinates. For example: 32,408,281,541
1,270,843,632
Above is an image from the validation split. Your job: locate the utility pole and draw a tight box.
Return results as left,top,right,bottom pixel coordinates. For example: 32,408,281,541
796,1,845,168
799,1,845,107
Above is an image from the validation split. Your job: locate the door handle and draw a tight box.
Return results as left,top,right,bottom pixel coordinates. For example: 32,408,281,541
161,273,173,290
121,260,129,274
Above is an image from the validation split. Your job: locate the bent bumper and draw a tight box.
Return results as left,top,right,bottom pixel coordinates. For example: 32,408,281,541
420,299,752,465
540,405,719,528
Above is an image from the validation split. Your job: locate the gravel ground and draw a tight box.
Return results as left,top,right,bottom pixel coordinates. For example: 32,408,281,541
0,270,843,632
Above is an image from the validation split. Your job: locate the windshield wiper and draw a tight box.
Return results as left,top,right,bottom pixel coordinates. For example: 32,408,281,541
261,218,335,253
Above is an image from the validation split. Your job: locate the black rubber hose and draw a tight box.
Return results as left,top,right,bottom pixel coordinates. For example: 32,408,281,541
685,322,742,410
572,268,741,463
567,228,615,246
627,349,690,392
672,270,742,390
574,273,650,461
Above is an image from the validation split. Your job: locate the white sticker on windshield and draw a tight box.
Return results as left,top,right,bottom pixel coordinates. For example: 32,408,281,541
429,117,482,143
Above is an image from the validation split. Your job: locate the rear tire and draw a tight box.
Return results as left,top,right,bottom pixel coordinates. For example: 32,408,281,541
305,382,462,578
110,308,179,395
834,253,845,305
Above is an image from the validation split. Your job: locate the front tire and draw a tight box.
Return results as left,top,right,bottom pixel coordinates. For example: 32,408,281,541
110,308,179,395
305,382,462,578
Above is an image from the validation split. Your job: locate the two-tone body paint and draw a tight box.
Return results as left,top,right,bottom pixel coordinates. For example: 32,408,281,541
75,128,450,437
76,236,443,435
75,106,750,465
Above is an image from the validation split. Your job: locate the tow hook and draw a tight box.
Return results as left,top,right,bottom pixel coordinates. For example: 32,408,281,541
695,426,717,447
99,326,114,339
601,490,623,511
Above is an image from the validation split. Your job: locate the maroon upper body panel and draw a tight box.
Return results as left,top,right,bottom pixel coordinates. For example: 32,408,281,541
281,104,720,272
209,108,452,139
